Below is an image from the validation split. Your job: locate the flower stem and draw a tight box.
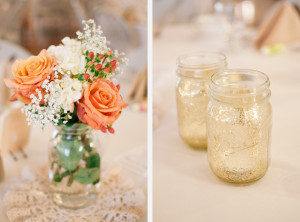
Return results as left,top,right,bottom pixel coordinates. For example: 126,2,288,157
67,174,74,187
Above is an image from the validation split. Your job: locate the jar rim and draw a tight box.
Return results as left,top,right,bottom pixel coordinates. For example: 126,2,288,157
210,69,271,101
177,51,227,71
55,123,91,134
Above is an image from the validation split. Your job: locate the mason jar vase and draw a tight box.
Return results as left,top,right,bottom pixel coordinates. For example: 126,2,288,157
176,52,227,149
207,69,272,184
48,123,101,208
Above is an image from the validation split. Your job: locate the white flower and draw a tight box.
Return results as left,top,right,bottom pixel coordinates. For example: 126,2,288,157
72,79,83,91
54,76,84,113
47,37,85,75
78,20,109,55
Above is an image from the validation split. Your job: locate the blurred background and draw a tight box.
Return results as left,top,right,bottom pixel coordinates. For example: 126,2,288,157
0,0,147,113
153,0,300,128
153,0,299,25
153,0,300,52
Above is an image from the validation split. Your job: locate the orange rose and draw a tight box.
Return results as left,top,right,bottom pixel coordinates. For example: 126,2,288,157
4,49,56,104
77,79,127,130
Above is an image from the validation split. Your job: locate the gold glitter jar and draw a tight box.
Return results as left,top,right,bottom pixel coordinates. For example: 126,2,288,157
176,52,227,149
207,69,272,184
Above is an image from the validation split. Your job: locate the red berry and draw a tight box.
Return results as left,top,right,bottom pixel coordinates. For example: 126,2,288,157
88,51,94,58
116,84,120,91
83,73,90,79
100,125,107,133
108,127,115,134
95,64,102,71
103,67,110,73
99,54,104,59
107,50,112,55
88,61,94,66
111,64,116,71
110,60,117,66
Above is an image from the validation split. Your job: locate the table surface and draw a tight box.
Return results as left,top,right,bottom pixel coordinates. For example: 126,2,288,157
153,23,300,222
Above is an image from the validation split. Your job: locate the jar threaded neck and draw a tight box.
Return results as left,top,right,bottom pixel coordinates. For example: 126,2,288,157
56,123,91,135
177,51,227,78
209,69,271,103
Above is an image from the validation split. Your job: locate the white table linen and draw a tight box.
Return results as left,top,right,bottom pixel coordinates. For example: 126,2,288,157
153,23,300,222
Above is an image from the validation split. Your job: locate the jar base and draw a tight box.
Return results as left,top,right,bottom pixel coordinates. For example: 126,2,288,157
210,166,268,185
51,191,98,209
187,143,207,150
180,136,207,150
215,173,266,185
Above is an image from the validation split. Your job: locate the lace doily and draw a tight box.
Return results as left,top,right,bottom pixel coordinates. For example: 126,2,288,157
3,166,146,222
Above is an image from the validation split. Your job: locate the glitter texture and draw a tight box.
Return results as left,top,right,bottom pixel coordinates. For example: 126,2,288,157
207,69,272,184
176,75,210,148
176,52,227,149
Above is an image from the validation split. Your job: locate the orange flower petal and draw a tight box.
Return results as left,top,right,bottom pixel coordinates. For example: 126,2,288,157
77,79,126,130
6,49,56,104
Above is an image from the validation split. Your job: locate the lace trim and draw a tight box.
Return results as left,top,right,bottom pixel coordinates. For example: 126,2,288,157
4,166,146,222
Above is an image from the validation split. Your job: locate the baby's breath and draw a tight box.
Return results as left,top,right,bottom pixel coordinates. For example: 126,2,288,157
77,20,128,79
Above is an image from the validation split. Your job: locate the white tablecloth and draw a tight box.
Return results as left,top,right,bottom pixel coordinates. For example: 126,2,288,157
0,109,147,221
153,23,300,222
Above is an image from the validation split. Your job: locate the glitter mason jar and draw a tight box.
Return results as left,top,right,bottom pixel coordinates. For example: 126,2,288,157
176,52,227,149
207,69,272,184
48,124,101,208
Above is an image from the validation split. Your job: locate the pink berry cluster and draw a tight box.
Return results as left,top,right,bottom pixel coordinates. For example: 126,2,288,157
78,50,117,81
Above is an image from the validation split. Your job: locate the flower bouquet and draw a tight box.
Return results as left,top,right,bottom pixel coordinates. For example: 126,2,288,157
4,20,128,208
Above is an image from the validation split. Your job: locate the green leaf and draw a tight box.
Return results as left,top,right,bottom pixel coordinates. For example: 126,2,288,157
105,63,110,68
78,74,84,81
85,50,89,56
61,170,71,177
92,178,100,185
85,153,100,168
67,174,74,187
109,55,113,59
57,119,63,126
73,168,100,184
56,139,84,171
